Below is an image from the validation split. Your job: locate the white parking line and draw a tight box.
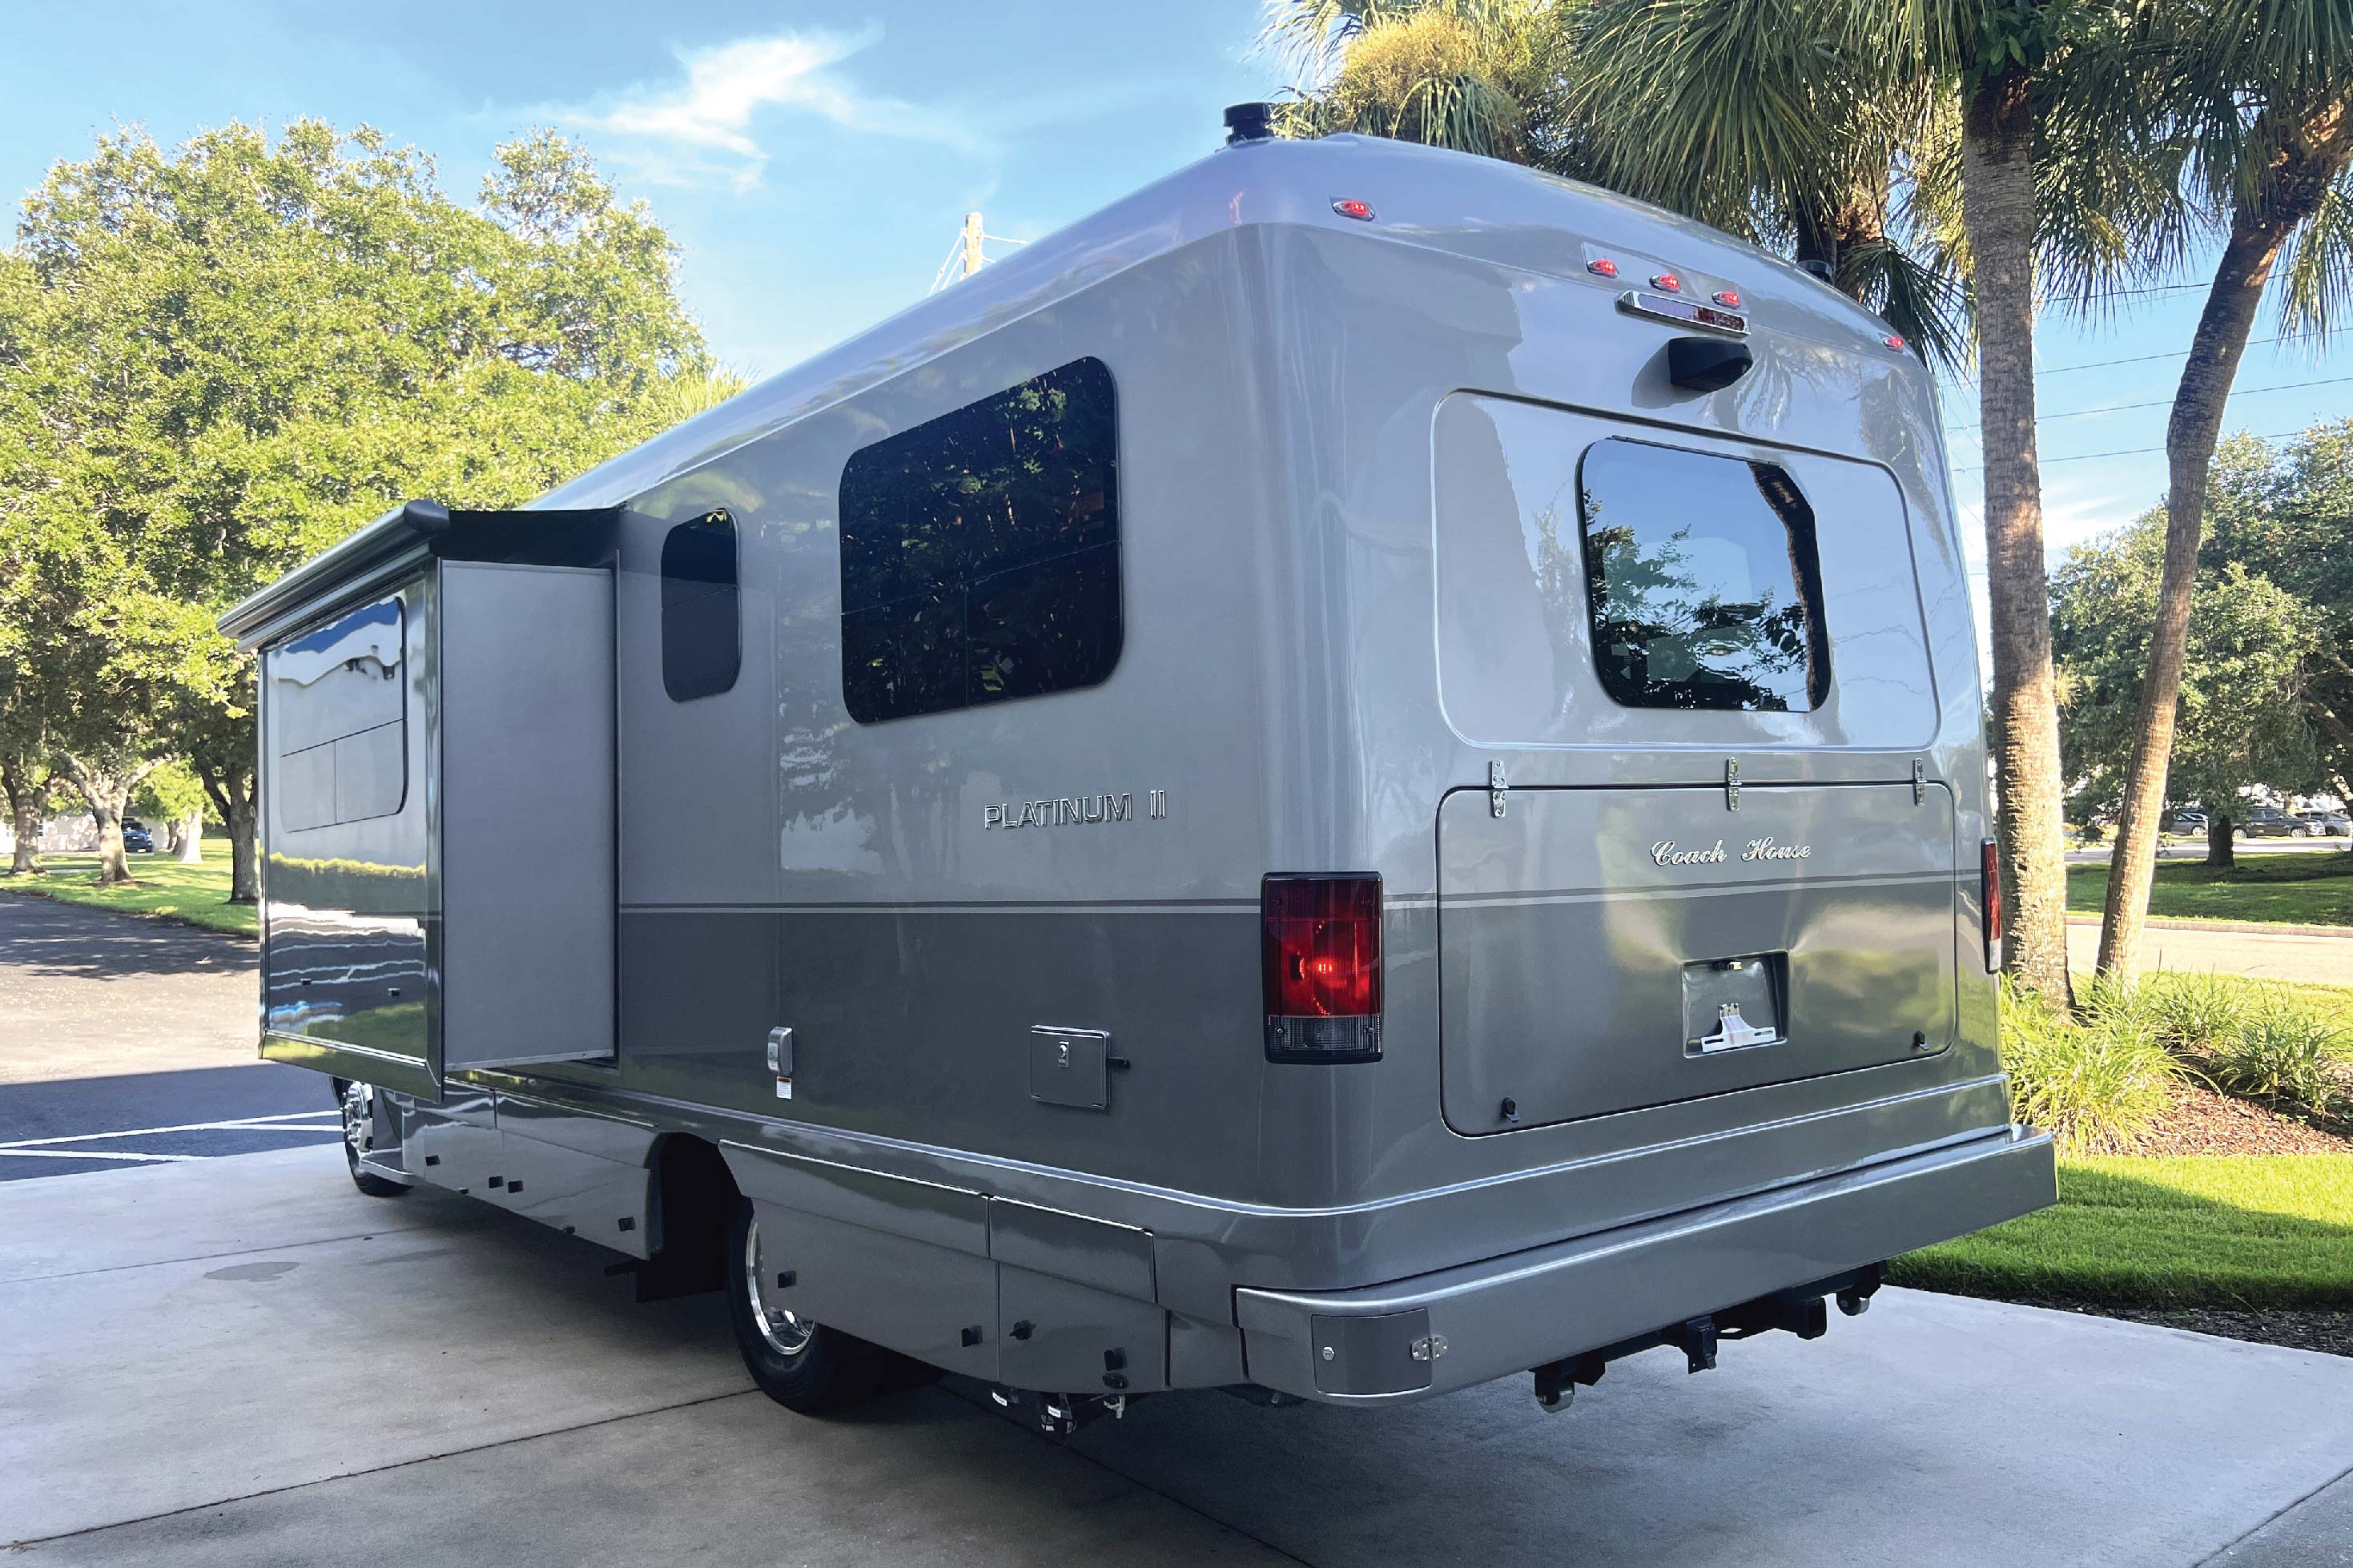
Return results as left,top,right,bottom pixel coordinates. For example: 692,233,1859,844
0,1148,197,1163
0,1110,342,1151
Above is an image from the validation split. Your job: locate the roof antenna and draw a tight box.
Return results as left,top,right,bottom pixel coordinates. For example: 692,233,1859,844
1224,103,1276,145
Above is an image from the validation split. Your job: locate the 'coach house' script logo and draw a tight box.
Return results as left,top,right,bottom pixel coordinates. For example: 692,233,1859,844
1651,837,1813,867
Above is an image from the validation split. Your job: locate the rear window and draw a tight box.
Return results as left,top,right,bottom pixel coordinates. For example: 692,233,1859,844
837,357,1121,724
1577,438,1830,712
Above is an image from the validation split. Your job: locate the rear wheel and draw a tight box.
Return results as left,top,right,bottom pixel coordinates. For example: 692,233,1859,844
725,1199,879,1413
333,1078,408,1199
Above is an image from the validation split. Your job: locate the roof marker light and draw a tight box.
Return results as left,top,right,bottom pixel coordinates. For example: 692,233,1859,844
1651,272,1682,291
1332,198,1375,222
1713,289,1741,308
1884,332,1908,351
1586,257,1619,278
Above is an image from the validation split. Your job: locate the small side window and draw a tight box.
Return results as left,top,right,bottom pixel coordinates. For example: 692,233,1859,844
661,510,739,702
1577,439,1831,712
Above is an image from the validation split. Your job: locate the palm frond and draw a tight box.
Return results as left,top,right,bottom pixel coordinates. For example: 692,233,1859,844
2275,165,2353,344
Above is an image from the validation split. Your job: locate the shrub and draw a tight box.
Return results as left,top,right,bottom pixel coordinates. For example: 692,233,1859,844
2134,972,2256,1056
2214,997,2343,1114
1999,979,2182,1154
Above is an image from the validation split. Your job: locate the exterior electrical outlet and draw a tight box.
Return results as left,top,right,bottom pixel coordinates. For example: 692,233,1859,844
221,128,2053,1421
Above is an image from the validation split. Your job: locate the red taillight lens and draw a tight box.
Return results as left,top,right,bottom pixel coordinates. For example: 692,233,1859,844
1262,874,1382,1063
1980,838,2003,971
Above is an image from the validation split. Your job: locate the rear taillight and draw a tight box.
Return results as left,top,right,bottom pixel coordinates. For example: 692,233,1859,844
1262,874,1383,1063
1980,838,2002,972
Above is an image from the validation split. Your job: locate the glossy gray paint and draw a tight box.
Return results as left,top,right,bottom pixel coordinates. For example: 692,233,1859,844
227,133,2049,1405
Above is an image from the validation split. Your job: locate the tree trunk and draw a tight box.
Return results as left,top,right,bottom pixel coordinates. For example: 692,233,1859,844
2,762,42,876
2097,100,2353,986
60,756,159,887
2207,811,2235,868
175,807,205,862
199,757,259,903
1961,62,2072,1002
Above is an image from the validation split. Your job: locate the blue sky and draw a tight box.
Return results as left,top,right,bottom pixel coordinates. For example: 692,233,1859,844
6,0,2351,584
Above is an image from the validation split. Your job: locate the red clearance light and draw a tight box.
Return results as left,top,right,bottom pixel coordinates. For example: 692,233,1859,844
1332,198,1376,222
1586,257,1619,278
1713,289,1740,308
1980,838,2003,973
1884,332,1907,351
1651,272,1682,291
1262,874,1383,1063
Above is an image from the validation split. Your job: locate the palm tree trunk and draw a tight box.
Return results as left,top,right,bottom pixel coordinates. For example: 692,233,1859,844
2096,103,2352,985
1960,62,2072,1001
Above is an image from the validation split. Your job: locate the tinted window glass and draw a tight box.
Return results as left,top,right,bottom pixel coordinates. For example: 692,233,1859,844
839,357,1120,723
661,510,740,702
1577,439,1830,711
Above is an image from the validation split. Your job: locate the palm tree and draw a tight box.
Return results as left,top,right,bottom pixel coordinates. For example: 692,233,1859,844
1260,0,1573,165
2093,1,2353,985
1559,0,2124,1000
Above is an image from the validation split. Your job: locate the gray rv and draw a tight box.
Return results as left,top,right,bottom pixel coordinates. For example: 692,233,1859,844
221,116,2053,1429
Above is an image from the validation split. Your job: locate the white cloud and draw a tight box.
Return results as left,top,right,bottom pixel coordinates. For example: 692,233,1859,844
564,26,981,191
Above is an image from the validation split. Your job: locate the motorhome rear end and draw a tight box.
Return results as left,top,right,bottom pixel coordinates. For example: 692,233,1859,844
223,124,2053,1423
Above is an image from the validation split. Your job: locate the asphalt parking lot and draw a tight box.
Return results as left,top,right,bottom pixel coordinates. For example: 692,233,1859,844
5,1144,2351,1566
0,895,338,1178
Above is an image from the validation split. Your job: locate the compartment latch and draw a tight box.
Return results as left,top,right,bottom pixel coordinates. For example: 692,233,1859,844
1489,760,1509,819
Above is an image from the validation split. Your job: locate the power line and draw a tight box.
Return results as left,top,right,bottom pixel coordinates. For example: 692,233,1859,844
1943,374,2353,435
1949,426,2311,472
2029,334,2298,379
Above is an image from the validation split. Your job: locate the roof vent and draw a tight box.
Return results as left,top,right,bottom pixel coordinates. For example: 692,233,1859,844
1795,259,1833,281
1225,103,1276,145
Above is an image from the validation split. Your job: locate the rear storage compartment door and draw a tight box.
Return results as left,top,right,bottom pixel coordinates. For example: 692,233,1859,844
1438,782,1957,1134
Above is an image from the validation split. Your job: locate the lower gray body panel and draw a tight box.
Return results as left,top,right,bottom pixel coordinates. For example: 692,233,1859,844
1236,1126,2055,1405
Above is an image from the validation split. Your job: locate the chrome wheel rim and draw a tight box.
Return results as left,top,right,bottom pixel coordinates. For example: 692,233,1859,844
742,1215,814,1357
340,1080,375,1158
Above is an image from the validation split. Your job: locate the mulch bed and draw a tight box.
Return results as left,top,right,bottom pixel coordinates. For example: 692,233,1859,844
2134,1081,2353,1156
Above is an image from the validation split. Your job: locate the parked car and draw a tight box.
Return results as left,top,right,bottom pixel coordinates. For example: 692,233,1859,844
2236,806,2305,838
2295,810,2351,836
120,818,155,853
2167,810,2208,834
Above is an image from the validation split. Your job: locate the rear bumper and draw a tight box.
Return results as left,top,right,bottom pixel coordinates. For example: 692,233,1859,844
1235,1124,2055,1405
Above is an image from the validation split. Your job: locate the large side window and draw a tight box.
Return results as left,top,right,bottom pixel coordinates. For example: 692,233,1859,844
269,597,408,830
661,509,741,702
838,356,1121,723
1577,438,1831,712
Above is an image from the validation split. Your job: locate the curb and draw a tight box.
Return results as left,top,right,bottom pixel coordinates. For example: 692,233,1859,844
2065,914,2353,940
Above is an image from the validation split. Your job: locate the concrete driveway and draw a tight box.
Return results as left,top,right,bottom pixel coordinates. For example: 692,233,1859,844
6,1146,2351,1566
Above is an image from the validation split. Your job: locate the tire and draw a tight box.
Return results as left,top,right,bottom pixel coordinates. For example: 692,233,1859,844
725,1198,883,1413
333,1078,410,1198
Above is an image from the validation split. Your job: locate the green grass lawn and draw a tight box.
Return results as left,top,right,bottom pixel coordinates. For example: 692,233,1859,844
0,844,255,936
2068,850,2353,928
1893,1154,2353,1309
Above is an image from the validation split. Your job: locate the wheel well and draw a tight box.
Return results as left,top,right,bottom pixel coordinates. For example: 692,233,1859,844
639,1133,738,1301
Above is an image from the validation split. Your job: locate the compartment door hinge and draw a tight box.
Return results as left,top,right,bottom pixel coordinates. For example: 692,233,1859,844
1913,757,1927,804
1724,758,1740,812
1489,761,1509,819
